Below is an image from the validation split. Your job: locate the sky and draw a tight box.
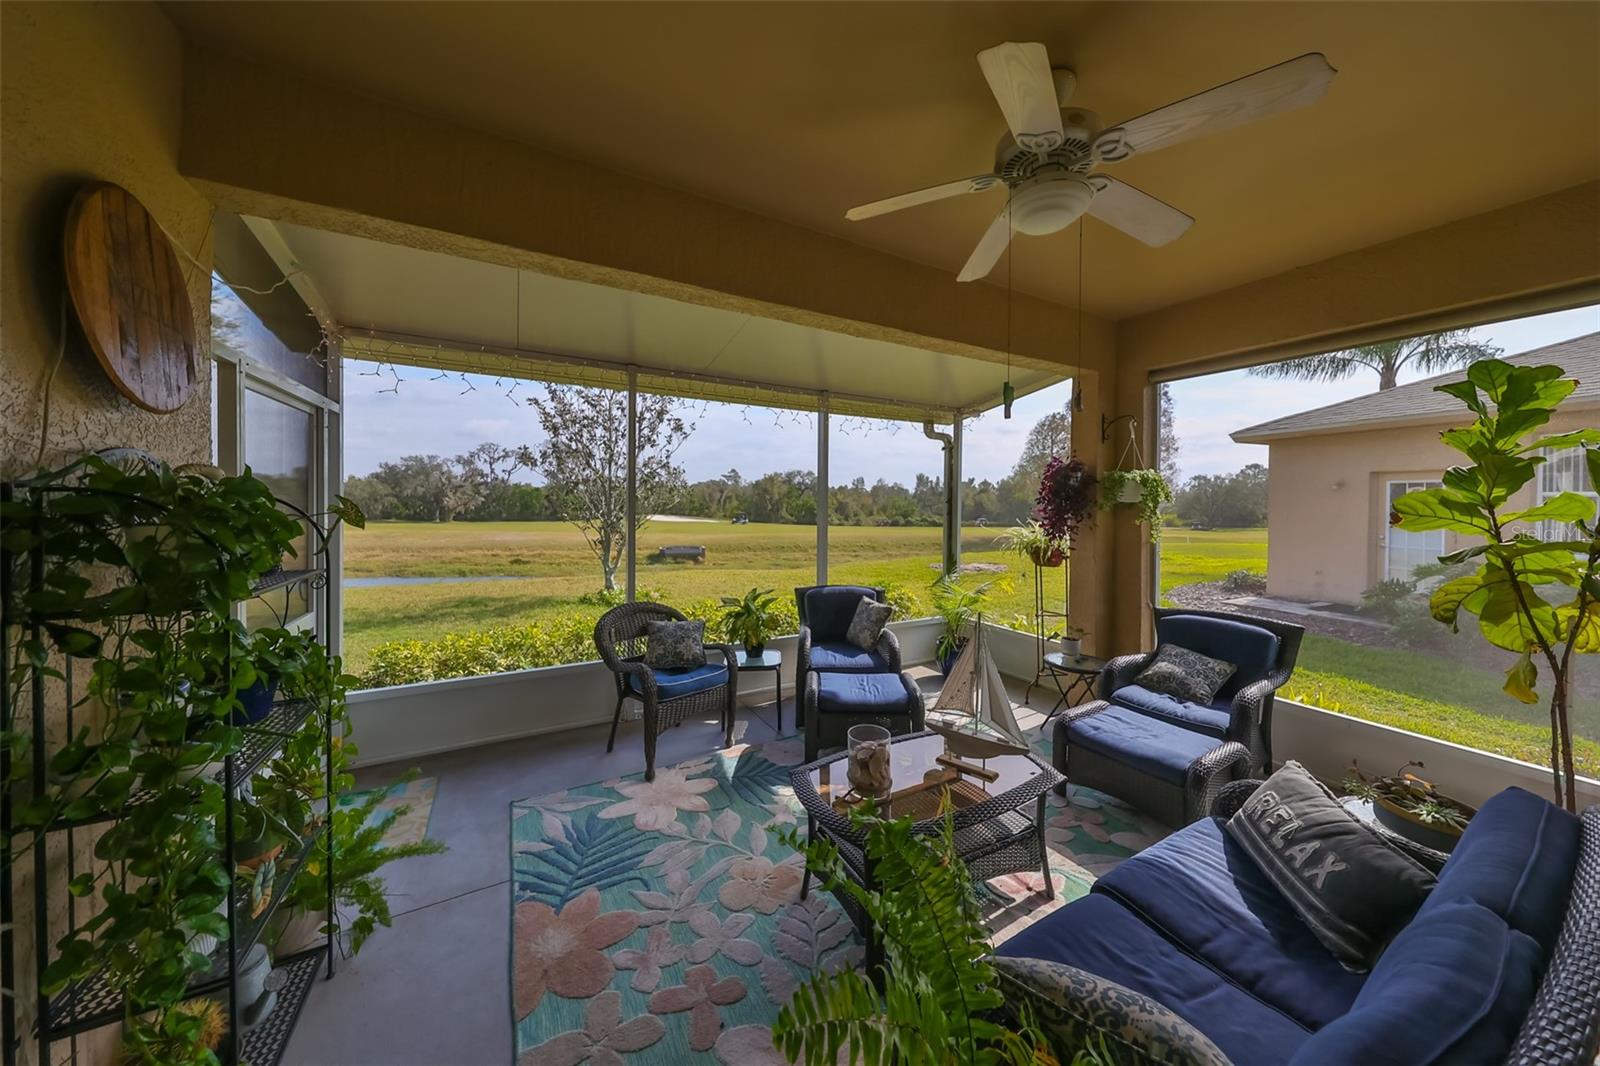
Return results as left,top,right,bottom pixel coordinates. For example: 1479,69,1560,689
342,303,1598,488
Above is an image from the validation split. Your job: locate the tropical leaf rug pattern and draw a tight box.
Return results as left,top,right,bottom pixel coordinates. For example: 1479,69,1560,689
509,734,1167,1064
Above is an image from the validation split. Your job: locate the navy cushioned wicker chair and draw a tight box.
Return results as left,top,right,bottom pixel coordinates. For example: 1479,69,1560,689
793,585,901,725
1052,607,1303,825
996,783,1600,1066
593,602,737,782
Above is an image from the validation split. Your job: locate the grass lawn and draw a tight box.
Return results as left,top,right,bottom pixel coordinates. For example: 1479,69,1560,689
342,521,1042,671
1157,526,1267,593
343,520,1596,777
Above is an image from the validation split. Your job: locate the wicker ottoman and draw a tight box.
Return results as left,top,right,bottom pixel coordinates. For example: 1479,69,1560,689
1052,699,1250,826
803,670,925,760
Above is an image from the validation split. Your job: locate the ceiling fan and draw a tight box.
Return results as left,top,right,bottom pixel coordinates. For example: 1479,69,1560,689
845,43,1337,282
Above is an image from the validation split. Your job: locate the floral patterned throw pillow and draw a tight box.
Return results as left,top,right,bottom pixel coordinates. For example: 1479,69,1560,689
644,620,707,669
1133,643,1237,704
845,597,893,651
990,955,1232,1066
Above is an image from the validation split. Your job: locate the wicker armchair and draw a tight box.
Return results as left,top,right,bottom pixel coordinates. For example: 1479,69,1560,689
593,602,737,782
1098,606,1304,774
793,584,902,725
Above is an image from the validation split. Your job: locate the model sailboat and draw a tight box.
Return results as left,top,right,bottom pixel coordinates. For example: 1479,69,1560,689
927,616,1031,759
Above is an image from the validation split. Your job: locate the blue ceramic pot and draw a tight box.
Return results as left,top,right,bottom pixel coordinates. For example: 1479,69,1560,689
235,676,279,724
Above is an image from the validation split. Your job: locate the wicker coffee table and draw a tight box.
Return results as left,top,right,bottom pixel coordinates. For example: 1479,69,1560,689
789,730,1063,974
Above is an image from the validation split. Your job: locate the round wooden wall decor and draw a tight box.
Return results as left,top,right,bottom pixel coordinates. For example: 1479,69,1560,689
63,182,200,413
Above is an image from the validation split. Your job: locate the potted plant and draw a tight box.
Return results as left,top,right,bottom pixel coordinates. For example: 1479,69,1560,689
998,520,1067,568
1100,468,1174,543
1343,762,1477,853
1033,455,1097,548
1060,624,1086,659
717,586,780,656
775,811,1051,1064
233,801,292,872
1390,358,1599,811
931,576,999,675
236,625,320,724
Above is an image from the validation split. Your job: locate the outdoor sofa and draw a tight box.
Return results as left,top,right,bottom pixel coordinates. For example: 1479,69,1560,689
996,783,1600,1065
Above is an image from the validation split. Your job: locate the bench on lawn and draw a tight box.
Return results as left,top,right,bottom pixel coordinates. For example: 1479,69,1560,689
653,545,707,564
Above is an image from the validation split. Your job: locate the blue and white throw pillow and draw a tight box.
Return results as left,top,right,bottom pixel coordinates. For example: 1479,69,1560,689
1134,643,1237,704
644,619,707,669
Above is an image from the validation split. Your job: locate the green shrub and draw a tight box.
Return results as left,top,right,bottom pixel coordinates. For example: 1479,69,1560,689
360,582,931,688
1360,577,1416,622
1221,568,1267,594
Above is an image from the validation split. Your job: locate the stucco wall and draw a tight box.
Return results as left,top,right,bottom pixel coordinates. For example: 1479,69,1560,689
1,1,212,479
1262,408,1598,605
1,5,211,1062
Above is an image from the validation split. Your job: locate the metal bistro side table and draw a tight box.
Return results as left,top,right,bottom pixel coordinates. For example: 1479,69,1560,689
734,648,785,732
1036,651,1107,723
789,732,1063,977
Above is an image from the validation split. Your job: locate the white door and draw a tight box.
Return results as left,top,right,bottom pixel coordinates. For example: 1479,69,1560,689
1385,480,1444,581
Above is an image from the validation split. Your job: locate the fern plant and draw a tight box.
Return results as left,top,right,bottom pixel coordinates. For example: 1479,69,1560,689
282,771,446,954
774,811,1048,1065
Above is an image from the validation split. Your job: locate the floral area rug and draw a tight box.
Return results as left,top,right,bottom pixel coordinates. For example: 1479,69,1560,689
508,734,1167,1064
338,775,437,847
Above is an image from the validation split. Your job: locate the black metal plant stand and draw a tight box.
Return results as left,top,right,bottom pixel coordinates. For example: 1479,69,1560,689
1024,559,1071,705
1,476,336,1066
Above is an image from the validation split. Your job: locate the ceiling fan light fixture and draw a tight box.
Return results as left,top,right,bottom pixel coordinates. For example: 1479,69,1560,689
1011,176,1094,236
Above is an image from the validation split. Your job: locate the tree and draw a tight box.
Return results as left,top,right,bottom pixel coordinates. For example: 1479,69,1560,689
1174,463,1268,528
1157,383,1181,485
1249,329,1501,391
525,385,691,590
1009,410,1071,486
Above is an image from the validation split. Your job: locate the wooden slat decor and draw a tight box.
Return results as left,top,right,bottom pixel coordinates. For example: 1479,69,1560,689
63,182,199,413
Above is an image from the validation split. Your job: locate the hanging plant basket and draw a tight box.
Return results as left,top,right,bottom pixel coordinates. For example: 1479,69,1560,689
1100,468,1173,543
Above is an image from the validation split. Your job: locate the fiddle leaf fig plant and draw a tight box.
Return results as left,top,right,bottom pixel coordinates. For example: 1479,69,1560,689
1391,358,1600,811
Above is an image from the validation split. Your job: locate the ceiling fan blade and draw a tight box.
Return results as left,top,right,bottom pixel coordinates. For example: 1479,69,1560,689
1094,53,1336,162
1086,176,1194,247
845,175,1001,222
956,204,1014,283
977,42,1065,155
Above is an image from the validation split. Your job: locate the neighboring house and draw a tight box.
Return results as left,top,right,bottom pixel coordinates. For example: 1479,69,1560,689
1231,332,1600,606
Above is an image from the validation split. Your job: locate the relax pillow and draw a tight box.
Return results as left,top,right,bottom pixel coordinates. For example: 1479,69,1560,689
845,597,893,652
1226,762,1435,970
990,956,1231,1066
644,619,707,669
1133,644,1236,704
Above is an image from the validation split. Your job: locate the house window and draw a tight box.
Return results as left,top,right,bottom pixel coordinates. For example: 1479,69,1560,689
1385,479,1444,581
1538,446,1599,541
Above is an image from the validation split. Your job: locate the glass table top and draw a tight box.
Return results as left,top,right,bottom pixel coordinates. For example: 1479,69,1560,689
734,649,782,668
802,732,1047,821
1042,651,1106,672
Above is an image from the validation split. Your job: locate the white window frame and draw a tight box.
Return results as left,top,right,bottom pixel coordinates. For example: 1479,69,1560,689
1384,479,1445,581
211,278,344,649
1538,446,1598,543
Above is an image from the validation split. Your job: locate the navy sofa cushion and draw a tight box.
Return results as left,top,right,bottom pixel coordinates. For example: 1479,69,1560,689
803,586,879,640
1109,684,1232,739
1154,614,1279,700
998,893,1312,1065
1066,705,1221,786
1094,816,1367,1030
626,661,727,701
1424,785,1581,956
808,640,891,673
1288,902,1542,1066
814,671,913,716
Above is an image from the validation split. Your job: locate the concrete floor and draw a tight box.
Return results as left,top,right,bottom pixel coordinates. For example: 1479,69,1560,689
283,669,1056,1065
